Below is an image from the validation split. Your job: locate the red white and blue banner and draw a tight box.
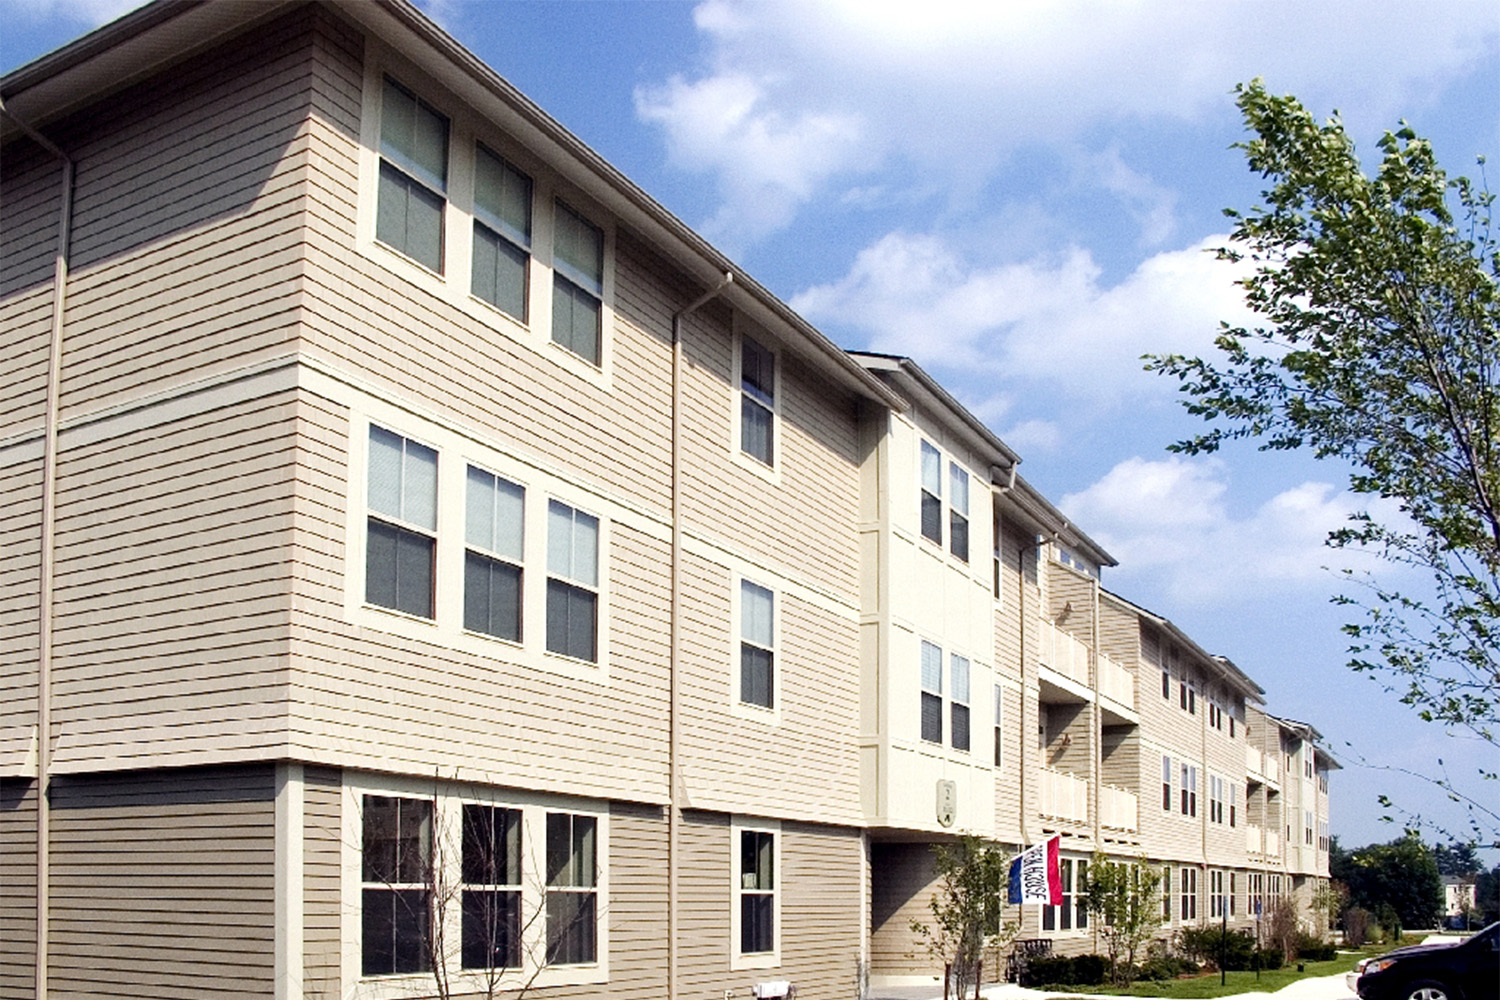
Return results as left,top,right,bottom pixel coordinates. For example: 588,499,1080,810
1006,835,1062,905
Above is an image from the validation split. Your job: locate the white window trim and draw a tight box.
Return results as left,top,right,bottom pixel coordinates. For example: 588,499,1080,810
729,816,782,970
729,316,783,484
730,576,782,724
362,422,443,626
355,45,616,391
340,772,610,997
1038,854,1089,935
344,406,612,686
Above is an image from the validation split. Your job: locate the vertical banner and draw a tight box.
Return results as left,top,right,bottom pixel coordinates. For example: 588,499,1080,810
1006,835,1062,905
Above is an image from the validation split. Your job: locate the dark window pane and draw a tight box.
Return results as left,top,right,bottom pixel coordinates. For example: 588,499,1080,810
461,890,521,969
546,578,597,661
546,892,597,965
1042,903,1055,931
546,812,595,888
950,511,969,561
552,276,601,364
376,162,444,273
741,397,773,465
741,643,773,708
921,691,942,743
362,888,430,975
742,894,773,954
742,336,774,404
920,491,942,543
462,804,520,886
465,551,522,641
472,221,528,320
951,703,970,751
367,519,434,618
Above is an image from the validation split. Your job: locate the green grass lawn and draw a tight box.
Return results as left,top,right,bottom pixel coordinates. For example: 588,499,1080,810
1037,944,1389,998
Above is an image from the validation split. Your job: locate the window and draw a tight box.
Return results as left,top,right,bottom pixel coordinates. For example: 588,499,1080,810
552,201,603,364
950,654,971,751
1043,858,1087,931
461,804,522,970
377,77,448,273
367,426,438,618
949,463,969,561
1319,772,1328,793
1229,712,1237,739
362,795,433,976
1230,872,1238,917
1209,699,1222,730
993,685,1004,767
545,813,597,965
740,335,776,466
920,641,943,743
1210,774,1225,824
739,829,775,955
1162,755,1173,812
1210,870,1226,918
919,441,942,544
1180,676,1196,714
1305,758,1314,779
1229,784,1238,828
1180,764,1197,817
465,467,524,641
546,501,599,661
1304,810,1314,845
1250,872,1264,917
740,581,775,709
471,145,532,320
1161,667,1171,699
1161,867,1173,921
1179,867,1198,921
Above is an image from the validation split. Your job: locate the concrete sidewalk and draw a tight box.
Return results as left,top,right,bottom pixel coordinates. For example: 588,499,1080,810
868,969,1354,1000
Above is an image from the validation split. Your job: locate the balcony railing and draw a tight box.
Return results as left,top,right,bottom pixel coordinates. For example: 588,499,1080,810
1039,766,1089,824
1038,619,1090,687
1247,823,1263,853
1265,830,1280,856
1099,784,1138,831
1098,653,1135,708
1245,745,1280,783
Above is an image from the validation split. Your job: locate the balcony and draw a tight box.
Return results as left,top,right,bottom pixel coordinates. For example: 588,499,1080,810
1265,830,1280,856
1245,745,1280,784
1098,653,1135,709
1246,823,1262,854
1039,766,1089,825
1038,618,1090,688
1099,784,1138,832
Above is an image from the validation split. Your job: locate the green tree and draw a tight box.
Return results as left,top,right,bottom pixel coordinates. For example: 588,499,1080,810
1080,852,1163,986
1433,840,1482,876
1341,834,1443,929
910,836,1017,995
1148,80,1499,845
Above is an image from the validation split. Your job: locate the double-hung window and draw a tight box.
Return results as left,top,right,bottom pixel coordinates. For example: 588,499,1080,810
919,441,942,544
1161,867,1173,921
1210,870,1226,918
367,426,438,618
740,581,775,709
545,813,597,965
1180,867,1198,921
1180,764,1197,817
552,202,604,364
948,463,969,561
471,145,532,320
362,795,433,976
920,641,943,744
1209,774,1224,824
465,467,524,641
739,829,775,955
993,685,1004,767
950,654,970,752
1305,810,1314,845
1230,872,1238,916
1042,858,1087,931
377,77,448,273
461,805,522,970
1161,666,1171,699
546,501,599,661
1229,784,1237,827
740,335,776,466
1161,755,1173,812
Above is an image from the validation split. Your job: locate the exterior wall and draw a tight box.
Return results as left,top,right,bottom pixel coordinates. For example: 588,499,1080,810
992,516,1038,845
869,842,941,984
0,456,40,775
47,765,277,999
302,766,342,1000
0,778,37,999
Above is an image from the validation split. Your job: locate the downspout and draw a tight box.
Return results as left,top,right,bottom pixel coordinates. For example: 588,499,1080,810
668,271,732,1000
1,96,74,1000
1090,578,1101,854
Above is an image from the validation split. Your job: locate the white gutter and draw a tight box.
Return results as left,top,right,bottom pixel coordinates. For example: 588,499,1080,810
1,94,73,1000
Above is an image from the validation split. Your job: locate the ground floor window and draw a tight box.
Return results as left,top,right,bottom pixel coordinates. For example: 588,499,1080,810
1042,857,1088,931
731,818,780,968
1179,866,1198,921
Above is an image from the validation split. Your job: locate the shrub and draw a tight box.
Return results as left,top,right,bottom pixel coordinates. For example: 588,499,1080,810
1175,926,1220,964
1344,907,1372,947
1294,933,1337,962
1257,946,1285,970
1071,954,1109,985
1019,955,1076,986
1376,903,1403,943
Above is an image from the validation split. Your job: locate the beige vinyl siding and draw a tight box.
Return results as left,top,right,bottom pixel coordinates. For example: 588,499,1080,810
602,802,669,999
47,391,299,773
0,778,37,998
302,766,342,1000
0,137,62,438
994,519,1041,831
0,455,41,773
46,765,275,999
1047,564,1095,647
869,842,939,979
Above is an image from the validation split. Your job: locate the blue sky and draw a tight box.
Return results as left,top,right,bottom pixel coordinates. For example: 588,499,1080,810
5,0,1499,853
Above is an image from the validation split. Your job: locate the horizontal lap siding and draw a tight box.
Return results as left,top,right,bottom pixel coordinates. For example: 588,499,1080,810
602,802,668,999
43,8,322,423
0,456,41,772
0,779,37,999
0,142,64,438
49,392,299,772
869,842,939,979
47,765,275,1000
303,766,342,1000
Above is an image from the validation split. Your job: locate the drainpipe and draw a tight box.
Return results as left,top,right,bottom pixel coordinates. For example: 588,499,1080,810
668,271,732,1000
1090,577,1101,853
1,96,74,1000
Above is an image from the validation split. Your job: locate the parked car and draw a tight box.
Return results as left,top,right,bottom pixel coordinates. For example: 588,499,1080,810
1347,921,1499,1000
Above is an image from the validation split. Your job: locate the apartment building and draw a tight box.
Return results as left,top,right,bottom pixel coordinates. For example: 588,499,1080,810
0,3,1332,998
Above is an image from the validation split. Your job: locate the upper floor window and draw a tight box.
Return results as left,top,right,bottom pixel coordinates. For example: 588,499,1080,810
1180,677,1196,714
378,77,448,273
949,463,970,561
993,684,1004,767
367,426,438,618
1180,764,1198,817
1209,774,1225,824
1161,667,1170,699
919,441,942,544
552,201,604,364
546,501,599,661
950,654,971,752
740,580,775,709
920,640,943,743
1162,755,1173,812
464,467,524,641
740,334,776,466
471,145,532,320
1229,783,1238,827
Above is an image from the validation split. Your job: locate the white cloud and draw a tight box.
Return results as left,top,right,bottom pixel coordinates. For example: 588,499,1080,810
637,0,1496,242
1092,147,1180,248
791,230,1255,410
1060,456,1388,605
